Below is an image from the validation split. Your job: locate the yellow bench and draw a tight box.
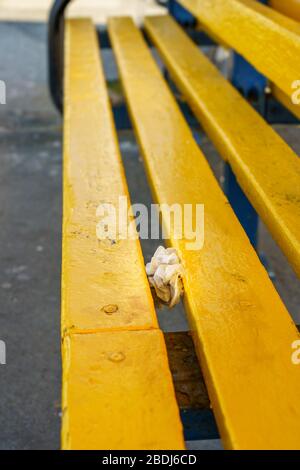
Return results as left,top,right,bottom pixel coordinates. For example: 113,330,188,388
60,2,300,451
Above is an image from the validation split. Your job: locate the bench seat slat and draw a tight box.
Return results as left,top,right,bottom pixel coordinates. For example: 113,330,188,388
62,18,184,450
270,0,300,22
62,330,185,450
109,17,300,450
63,18,159,333
178,0,300,98
144,15,300,277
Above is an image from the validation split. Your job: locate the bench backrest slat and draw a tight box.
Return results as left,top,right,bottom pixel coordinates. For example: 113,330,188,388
178,0,300,98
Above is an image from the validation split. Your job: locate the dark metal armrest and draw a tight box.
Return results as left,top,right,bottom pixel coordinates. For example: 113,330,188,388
48,0,72,112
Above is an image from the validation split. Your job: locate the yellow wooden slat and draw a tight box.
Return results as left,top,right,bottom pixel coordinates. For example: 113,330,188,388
270,0,300,22
62,330,184,450
268,1,300,116
62,330,185,450
63,18,159,333
178,0,300,98
62,18,184,450
109,17,300,450
144,15,300,278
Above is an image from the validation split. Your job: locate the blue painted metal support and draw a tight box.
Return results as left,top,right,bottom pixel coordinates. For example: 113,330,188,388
180,409,219,441
168,0,195,25
168,0,214,44
223,0,268,249
231,54,267,116
265,96,300,125
112,104,132,131
223,165,259,248
226,57,264,247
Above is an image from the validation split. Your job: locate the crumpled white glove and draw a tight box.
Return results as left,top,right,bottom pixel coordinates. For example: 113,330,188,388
146,246,184,308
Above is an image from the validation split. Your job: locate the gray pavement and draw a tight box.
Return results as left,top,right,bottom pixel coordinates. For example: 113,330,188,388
0,21,299,450
0,22,61,449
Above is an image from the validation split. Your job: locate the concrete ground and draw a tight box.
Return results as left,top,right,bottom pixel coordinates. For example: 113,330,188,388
0,21,299,450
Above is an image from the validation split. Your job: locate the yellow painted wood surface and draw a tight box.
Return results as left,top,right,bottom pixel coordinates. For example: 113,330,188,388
62,330,184,450
178,0,300,98
63,18,158,333
269,1,300,115
62,18,184,450
270,0,300,22
144,15,300,278
109,17,300,450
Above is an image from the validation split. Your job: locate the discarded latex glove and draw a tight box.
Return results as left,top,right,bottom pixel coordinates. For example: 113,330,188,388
146,246,184,308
